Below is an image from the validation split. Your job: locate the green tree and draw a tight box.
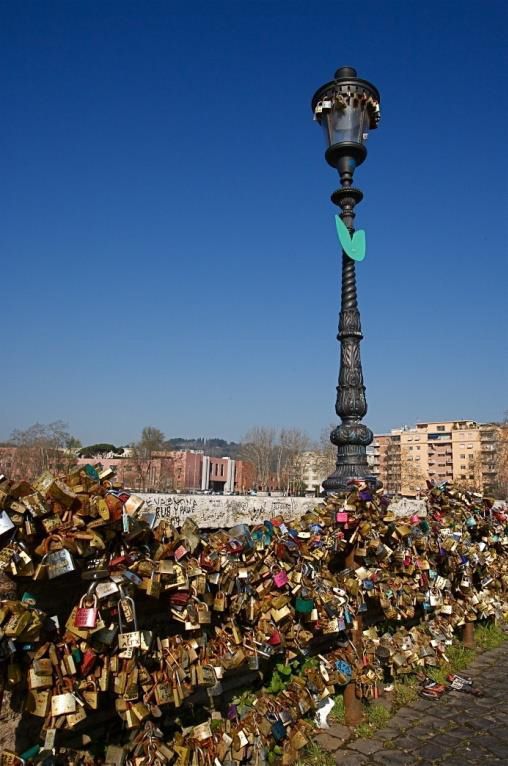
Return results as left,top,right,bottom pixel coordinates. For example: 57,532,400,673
78,443,124,458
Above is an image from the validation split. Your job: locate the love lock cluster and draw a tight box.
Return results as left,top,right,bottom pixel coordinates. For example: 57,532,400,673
0,468,507,765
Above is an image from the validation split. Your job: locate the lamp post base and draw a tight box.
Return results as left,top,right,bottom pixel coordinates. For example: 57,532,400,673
323,473,380,495
322,441,378,494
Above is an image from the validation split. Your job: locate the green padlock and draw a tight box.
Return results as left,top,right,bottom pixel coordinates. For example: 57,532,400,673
295,596,314,614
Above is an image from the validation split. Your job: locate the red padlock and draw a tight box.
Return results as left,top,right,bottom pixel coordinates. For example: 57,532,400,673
174,545,188,561
272,566,288,588
74,594,99,629
80,649,97,676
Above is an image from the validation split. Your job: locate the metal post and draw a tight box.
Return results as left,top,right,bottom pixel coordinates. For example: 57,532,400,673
463,621,476,649
310,66,381,495
323,180,373,494
344,544,364,725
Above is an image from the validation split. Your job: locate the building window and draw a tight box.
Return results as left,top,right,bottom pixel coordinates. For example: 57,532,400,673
460,454,465,459
437,426,445,431
220,464,224,477
460,464,466,470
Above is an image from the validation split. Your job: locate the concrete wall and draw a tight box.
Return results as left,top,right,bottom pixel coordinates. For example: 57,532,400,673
138,493,321,528
137,493,427,529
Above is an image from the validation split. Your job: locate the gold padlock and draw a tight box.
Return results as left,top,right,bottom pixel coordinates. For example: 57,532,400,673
146,572,161,598
6,662,22,688
114,669,127,695
4,610,31,637
125,706,140,729
51,687,76,716
28,667,53,690
81,680,99,709
67,705,87,728
0,751,25,766
154,681,173,706
33,658,52,676
173,745,190,766
124,669,139,701
213,591,226,611
19,612,42,642
131,701,150,722
104,745,126,766
25,689,51,717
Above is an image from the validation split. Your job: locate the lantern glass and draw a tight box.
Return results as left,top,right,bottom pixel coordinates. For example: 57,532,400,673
321,103,369,148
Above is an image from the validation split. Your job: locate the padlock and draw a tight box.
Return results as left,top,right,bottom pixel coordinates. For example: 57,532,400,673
271,605,291,623
146,571,161,598
6,662,22,688
95,579,119,600
272,566,289,589
4,610,32,638
119,595,136,624
174,544,188,561
154,678,173,706
131,700,150,722
196,602,211,624
67,704,87,727
74,592,99,629
46,548,76,579
295,595,314,614
104,745,126,766
0,752,25,766
118,594,140,649
25,689,51,717
51,683,77,716
81,680,99,709
125,705,140,729
213,591,226,612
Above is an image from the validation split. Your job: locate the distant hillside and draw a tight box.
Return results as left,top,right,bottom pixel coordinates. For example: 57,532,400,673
164,437,241,459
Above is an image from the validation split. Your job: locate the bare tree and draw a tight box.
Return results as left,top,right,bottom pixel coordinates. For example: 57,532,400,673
240,427,276,491
313,425,337,480
7,421,79,480
489,418,508,498
137,427,166,459
453,452,484,494
400,449,426,496
240,427,311,492
126,426,168,492
278,428,311,494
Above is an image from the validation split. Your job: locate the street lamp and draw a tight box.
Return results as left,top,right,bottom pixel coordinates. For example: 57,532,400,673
312,66,381,494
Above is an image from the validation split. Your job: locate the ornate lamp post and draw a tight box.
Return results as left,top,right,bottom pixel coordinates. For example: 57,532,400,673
311,66,381,494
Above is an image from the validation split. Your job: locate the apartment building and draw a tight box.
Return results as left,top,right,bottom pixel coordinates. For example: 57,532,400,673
372,420,502,496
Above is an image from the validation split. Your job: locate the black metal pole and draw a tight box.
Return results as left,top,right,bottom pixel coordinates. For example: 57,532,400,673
311,67,380,494
322,178,373,494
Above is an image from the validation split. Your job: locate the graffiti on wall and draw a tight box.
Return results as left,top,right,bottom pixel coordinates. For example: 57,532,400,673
137,493,428,529
138,493,321,528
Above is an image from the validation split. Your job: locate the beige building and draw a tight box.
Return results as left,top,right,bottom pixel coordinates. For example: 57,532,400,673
301,451,328,494
372,420,502,496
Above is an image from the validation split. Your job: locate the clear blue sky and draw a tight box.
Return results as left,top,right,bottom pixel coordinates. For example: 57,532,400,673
1,0,507,446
